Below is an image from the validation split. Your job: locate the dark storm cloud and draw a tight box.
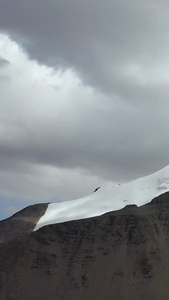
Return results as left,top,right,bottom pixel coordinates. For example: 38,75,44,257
1,0,169,93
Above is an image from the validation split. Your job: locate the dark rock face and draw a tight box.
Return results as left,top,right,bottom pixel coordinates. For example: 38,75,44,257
0,203,49,243
1,193,169,299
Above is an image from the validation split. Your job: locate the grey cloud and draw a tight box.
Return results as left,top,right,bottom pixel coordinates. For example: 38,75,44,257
0,0,169,94
0,91,168,183
0,57,9,66
0,1,169,211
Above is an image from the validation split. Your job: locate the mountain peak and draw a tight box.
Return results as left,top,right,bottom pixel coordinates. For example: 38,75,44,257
34,164,169,230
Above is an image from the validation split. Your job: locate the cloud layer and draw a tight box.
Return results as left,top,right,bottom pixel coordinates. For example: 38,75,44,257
1,0,169,93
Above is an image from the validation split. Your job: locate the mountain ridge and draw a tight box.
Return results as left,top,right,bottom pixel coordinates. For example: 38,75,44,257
1,166,169,299
35,164,169,230
1,192,169,299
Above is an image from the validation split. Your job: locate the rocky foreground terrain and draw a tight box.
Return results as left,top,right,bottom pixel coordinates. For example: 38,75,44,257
1,192,169,299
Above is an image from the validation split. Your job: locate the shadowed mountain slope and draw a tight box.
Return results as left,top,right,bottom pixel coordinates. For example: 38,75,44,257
1,192,169,299
0,203,48,243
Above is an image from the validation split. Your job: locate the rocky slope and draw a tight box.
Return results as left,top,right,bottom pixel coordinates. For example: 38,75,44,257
1,192,169,299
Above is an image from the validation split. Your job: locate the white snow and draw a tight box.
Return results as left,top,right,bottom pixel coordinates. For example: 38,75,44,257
34,165,169,230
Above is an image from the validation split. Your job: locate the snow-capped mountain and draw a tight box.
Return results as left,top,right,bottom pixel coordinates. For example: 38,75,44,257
1,165,169,299
34,165,169,230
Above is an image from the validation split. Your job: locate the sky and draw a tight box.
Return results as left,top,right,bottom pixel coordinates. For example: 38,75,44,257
1,0,169,219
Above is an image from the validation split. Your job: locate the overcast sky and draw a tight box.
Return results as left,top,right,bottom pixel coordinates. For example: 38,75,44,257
0,0,169,219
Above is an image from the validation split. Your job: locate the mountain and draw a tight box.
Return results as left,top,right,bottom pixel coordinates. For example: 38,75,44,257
1,166,169,299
